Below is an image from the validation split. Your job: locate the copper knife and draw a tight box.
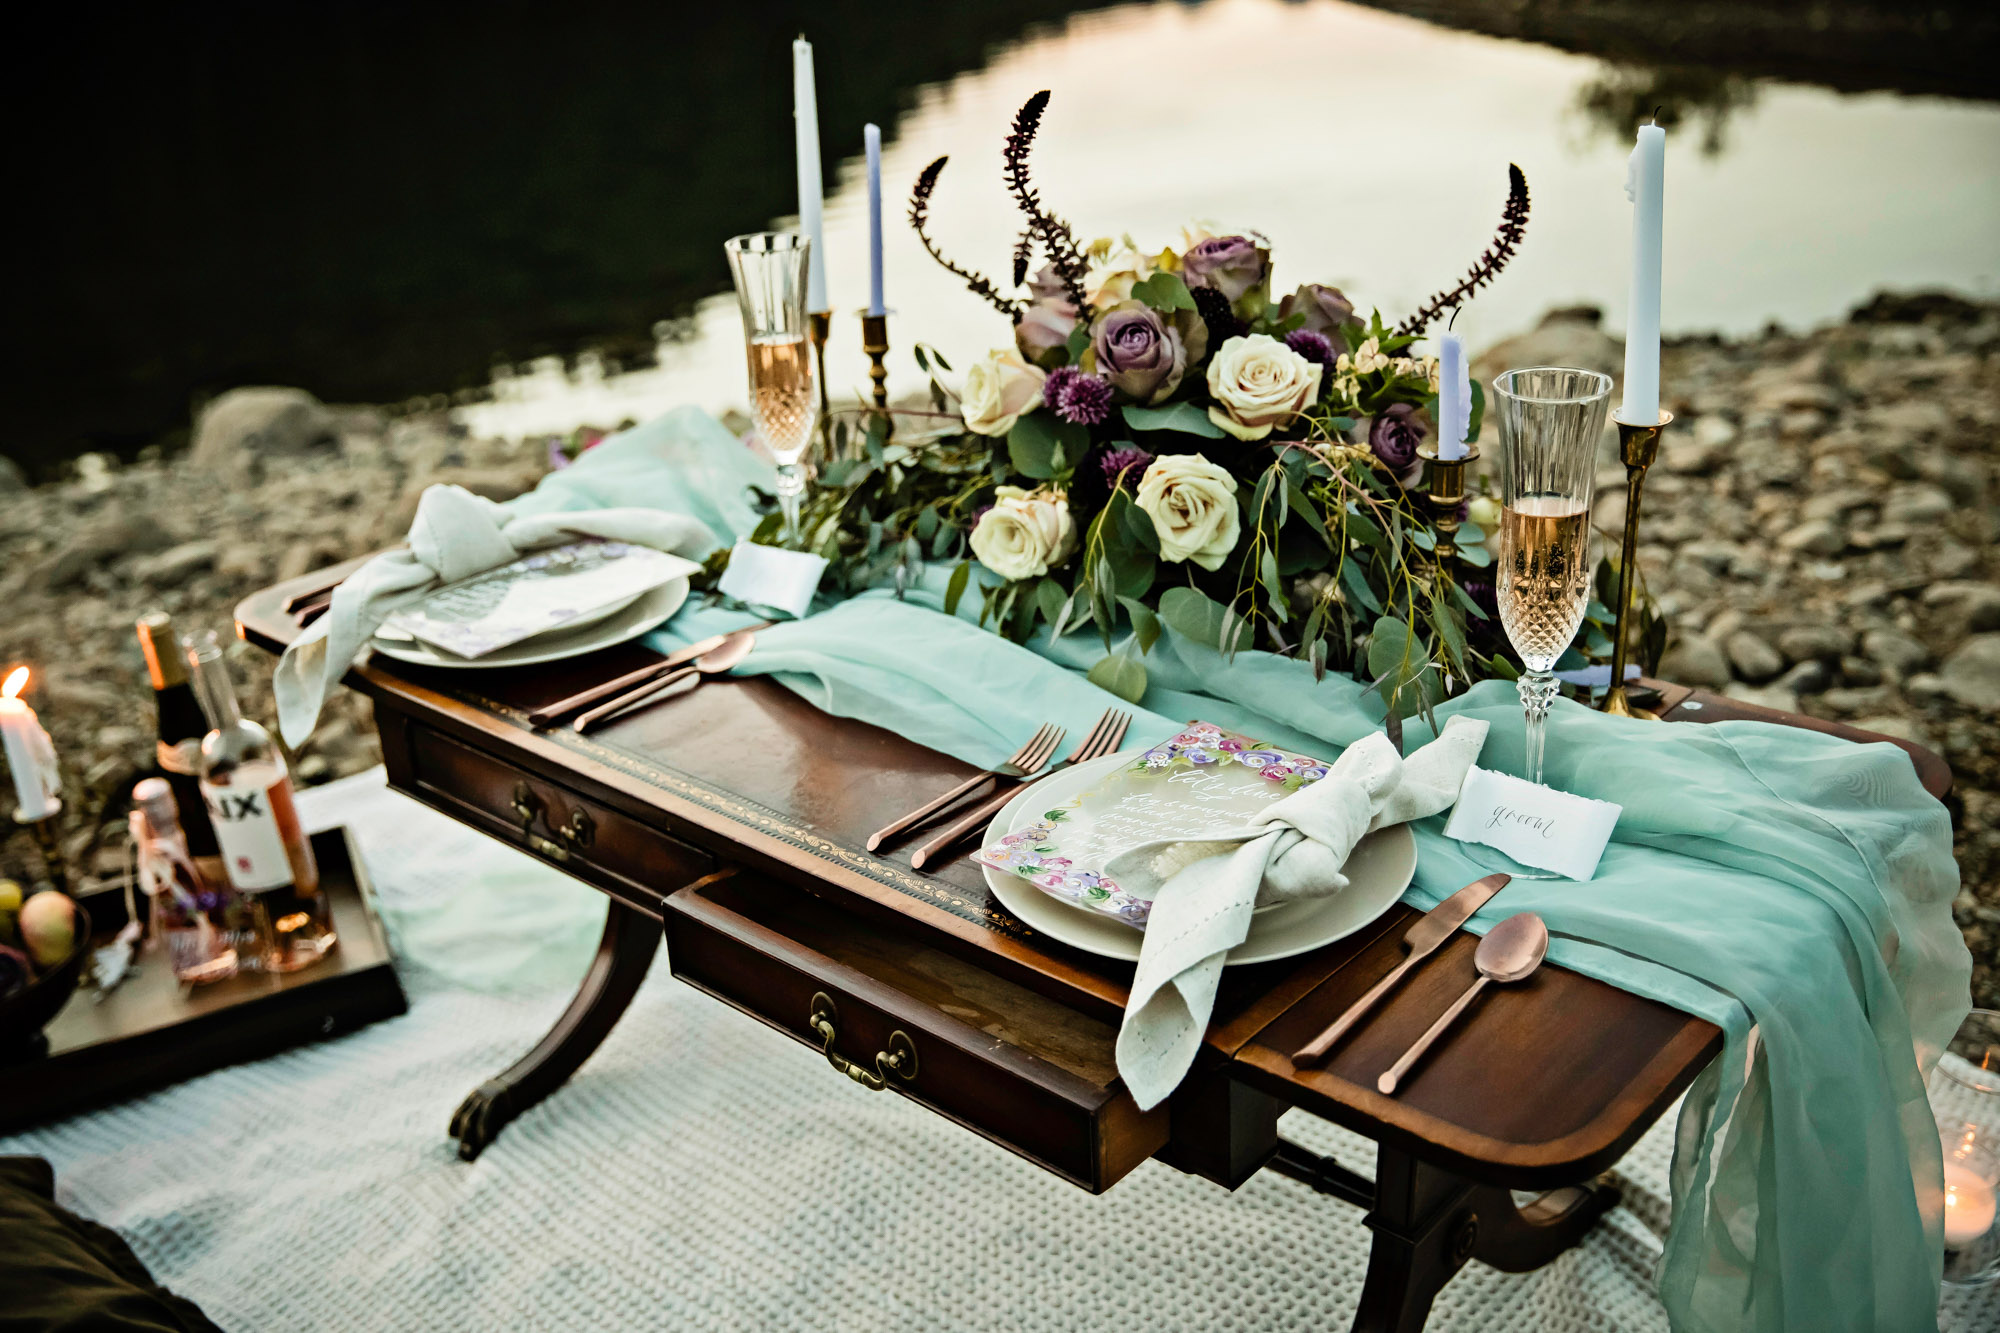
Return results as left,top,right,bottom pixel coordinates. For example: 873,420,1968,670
524,634,729,728
1290,872,1511,1067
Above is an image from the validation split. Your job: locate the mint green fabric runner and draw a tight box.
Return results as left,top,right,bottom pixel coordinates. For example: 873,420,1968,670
514,408,1971,1333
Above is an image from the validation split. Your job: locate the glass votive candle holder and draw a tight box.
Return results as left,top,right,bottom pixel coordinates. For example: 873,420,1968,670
1930,1008,2000,1287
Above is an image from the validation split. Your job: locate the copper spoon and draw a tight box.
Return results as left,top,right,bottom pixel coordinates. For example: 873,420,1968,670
1376,912,1548,1096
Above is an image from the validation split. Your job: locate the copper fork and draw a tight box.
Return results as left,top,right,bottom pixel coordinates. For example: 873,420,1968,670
865,722,1065,852
910,709,1132,871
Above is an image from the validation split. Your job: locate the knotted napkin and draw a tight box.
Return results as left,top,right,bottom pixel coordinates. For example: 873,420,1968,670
1105,715,1489,1110
273,483,714,746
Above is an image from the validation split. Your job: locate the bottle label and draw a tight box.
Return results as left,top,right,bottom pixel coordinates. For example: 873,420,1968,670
202,778,295,891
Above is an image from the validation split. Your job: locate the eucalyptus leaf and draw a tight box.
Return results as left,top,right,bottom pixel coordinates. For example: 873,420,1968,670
1339,559,1383,614
1121,401,1226,439
1008,412,1062,479
1159,585,1250,653
1457,542,1492,568
1035,577,1068,628
1086,651,1149,703
1117,596,1162,654
1129,271,1196,311
944,560,972,616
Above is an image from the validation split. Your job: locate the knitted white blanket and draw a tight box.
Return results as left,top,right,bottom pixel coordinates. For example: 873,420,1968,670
4,771,1984,1332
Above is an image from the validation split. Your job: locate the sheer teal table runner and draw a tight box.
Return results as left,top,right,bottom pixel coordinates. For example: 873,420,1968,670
512,408,1971,1333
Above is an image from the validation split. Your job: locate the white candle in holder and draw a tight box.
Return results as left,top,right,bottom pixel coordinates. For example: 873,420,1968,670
792,37,828,314
1944,1161,1998,1249
1620,121,1666,425
1437,332,1469,460
0,667,62,821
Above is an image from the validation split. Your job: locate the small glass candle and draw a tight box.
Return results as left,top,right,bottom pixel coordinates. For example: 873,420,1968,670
1931,1009,2000,1288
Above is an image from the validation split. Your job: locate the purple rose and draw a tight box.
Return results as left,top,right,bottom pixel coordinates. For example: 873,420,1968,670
1279,284,1362,338
1180,235,1268,304
1368,403,1427,485
1014,264,1079,364
1091,302,1187,405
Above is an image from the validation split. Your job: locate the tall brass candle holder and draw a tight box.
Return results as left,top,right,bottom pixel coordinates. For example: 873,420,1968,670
13,805,71,895
1602,410,1672,718
1417,439,1480,566
806,309,832,424
860,311,891,418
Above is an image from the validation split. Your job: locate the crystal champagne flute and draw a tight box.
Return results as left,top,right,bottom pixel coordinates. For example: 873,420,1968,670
1492,367,1613,785
725,232,819,544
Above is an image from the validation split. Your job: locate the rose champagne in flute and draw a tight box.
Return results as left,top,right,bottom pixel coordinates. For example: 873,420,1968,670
726,233,819,544
1491,367,1613,785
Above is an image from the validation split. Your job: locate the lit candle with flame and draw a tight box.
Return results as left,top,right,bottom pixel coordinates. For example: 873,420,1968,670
1944,1160,1998,1249
0,667,62,821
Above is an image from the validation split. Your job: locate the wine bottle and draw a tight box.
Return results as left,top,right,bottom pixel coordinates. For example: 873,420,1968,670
135,612,226,890
131,777,251,985
186,631,335,973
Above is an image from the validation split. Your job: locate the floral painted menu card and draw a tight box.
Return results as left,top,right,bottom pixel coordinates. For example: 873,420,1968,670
976,721,1333,928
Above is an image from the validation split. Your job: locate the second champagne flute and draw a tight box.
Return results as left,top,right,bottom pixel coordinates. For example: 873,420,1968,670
725,232,819,545
1492,366,1613,786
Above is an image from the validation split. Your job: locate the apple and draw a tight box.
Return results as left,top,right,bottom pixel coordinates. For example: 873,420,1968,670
19,891,76,969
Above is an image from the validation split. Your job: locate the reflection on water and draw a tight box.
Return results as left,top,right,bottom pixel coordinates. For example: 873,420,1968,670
464,0,2000,440
8,0,1998,465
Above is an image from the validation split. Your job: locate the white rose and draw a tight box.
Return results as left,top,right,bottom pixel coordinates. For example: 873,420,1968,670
1204,334,1323,442
969,486,1076,582
1135,455,1240,571
960,348,1048,437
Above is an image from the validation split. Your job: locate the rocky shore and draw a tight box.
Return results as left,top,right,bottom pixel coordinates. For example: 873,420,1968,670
3,296,1996,1005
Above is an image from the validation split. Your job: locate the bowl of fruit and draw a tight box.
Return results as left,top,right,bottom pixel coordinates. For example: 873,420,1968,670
0,881,89,1060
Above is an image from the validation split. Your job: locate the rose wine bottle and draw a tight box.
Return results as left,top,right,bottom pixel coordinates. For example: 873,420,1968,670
186,631,335,973
135,612,227,891
130,777,254,985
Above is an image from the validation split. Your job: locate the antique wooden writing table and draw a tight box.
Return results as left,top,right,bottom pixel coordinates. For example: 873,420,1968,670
238,565,1949,1333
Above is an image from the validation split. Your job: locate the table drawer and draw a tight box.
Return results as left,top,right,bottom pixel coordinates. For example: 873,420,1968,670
389,718,713,914
664,873,1165,1193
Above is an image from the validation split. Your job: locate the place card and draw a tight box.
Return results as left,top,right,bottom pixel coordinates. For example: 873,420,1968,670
716,540,827,620
1442,765,1621,881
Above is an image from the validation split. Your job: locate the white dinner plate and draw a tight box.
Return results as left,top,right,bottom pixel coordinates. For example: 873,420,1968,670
980,749,1417,965
374,585,648,646
368,578,689,670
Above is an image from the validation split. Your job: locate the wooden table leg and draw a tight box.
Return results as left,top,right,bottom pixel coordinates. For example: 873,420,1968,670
1345,1145,1622,1333
448,897,660,1161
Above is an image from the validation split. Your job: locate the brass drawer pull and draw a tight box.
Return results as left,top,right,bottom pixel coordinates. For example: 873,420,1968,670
808,992,917,1091
511,783,593,863
557,808,594,850
511,781,540,832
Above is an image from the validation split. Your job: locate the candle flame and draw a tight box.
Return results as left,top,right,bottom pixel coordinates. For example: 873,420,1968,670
1,667,25,700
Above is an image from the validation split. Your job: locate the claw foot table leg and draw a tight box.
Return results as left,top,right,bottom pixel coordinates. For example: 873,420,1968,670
450,897,660,1161
1347,1146,1619,1333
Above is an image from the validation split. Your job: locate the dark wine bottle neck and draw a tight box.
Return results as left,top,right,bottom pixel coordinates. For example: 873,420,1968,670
155,681,208,745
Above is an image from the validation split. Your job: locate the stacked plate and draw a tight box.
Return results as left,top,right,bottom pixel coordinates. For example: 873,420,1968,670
977,749,1417,965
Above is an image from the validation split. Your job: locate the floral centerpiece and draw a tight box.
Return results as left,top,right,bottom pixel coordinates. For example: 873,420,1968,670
774,93,1662,729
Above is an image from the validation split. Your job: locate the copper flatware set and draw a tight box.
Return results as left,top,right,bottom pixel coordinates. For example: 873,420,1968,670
909,710,1132,871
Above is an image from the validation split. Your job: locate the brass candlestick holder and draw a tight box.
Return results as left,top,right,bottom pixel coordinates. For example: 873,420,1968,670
1417,439,1480,565
860,311,890,418
1602,410,1673,718
13,804,70,895
806,309,832,432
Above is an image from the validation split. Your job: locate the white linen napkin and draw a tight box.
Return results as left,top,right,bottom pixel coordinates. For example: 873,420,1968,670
273,484,714,746
1104,715,1488,1110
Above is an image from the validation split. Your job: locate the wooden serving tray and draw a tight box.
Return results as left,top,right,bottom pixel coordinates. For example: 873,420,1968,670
0,828,408,1133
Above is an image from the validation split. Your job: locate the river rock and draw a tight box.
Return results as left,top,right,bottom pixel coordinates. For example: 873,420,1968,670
1777,624,1851,663
1723,681,1798,713
128,539,218,586
1840,655,1884,687
1851,714,1933,749
1922,581,2000,633
1777,519,1844,557
1862,628,1931,677
1774,659,1833,694
1880,483,1953,527
35,509,181,589
1725,630,1785,682
0,456,28,493
192,387,341,469
1665,414,1738,475
1471,307,1622,386
1658,633,1732,689
1939,636,2000,713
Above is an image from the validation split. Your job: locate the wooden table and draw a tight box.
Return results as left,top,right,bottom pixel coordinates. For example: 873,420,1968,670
237,564,1949,1333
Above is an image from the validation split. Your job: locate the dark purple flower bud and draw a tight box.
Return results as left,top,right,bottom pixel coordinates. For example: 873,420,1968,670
1180,235,1268,304
1368,403,1427,482
1044,366,1113,426
1283,329,1336,375
1091,302,1187,405
1279,283,1362,338
1097,444,1153,488
1013,264,1079,363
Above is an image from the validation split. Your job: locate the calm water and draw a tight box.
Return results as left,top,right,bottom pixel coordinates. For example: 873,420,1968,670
10,0,1998,466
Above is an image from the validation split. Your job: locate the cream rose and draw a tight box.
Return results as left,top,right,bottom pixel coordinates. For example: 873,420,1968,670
969,486,1076,582
1135,455,1240,571
960,348,1048,437
1205,334,1323,442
